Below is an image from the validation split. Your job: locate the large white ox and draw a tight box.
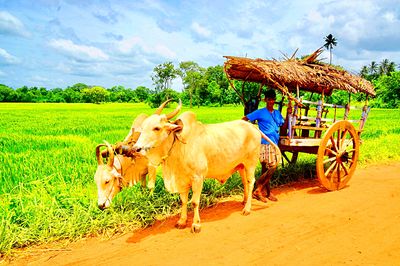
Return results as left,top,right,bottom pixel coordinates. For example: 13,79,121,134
132,100,261,233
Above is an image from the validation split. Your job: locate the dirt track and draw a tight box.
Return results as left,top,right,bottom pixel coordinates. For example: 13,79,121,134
8,162,400,266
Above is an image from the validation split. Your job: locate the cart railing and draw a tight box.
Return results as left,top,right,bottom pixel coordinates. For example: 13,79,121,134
283,97,371,142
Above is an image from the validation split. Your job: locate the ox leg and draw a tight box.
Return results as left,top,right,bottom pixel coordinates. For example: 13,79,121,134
238,168,248,205
190,176,204,233
147,165,157,192
176,190,189,229
242,167,255,216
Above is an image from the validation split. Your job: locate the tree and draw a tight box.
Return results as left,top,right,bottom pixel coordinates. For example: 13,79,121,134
108,85,128,102
207,81,221,105
134,86,150,102
205,65,229,106
151,62,178,93
82,86,110,104
0,84,15,102
369,61,378,75
178,61,202,108
379,59,396,76
186,70,207,107
323,34,337,64
373,71,400,108
360,66,369,78
48,88,65,103
150,61,179,106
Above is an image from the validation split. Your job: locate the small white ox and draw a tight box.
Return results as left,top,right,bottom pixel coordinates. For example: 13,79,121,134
94,113,158,210
133,100,261,233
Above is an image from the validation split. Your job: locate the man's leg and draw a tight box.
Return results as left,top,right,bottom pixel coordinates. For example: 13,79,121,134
262,164,278,201
252,162,268,203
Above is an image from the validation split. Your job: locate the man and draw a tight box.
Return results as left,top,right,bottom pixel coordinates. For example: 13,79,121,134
242,89,284,203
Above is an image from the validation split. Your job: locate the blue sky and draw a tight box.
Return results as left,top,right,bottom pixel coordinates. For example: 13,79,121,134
1,0,399,91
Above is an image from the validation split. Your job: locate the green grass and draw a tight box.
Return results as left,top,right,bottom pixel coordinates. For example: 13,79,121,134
0,103,399,257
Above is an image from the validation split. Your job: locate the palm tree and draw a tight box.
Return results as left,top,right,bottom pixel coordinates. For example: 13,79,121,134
388,61,397,74
379,59,390,75
360,66,369,78
369,61,378,75
378,59,397,76
323,34,337,64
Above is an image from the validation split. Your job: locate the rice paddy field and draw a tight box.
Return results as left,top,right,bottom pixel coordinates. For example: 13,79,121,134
1,102,399,257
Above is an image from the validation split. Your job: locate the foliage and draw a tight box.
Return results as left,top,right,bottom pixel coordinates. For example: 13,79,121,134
359,60,400,108
151,62,179,94
1,57,399,109
372,71,400,108
178,61,204,108
0,85,16,102
82,86,110,104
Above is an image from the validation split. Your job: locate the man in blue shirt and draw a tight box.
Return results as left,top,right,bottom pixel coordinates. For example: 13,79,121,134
242,89,284,203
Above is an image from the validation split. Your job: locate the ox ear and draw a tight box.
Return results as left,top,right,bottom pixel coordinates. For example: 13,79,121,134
166,119,186,144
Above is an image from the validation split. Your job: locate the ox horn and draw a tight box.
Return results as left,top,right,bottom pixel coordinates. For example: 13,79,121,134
95,144,106,165
154,99,173,115
103,140,115,168
165,99,182,120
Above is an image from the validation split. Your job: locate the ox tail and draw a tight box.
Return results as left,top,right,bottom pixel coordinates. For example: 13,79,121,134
259,130,282,166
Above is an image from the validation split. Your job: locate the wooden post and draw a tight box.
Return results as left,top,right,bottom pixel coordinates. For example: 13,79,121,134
344,104,350,120
359,95,370,132
290,101,298,139
316,90,323,128
315,90,324,138
333,104,337,123
287,100,293,138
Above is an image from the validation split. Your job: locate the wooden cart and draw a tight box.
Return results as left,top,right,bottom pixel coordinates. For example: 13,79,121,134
224,48,375,191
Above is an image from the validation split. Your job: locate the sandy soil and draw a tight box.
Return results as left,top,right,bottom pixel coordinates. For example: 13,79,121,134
6,162,400,266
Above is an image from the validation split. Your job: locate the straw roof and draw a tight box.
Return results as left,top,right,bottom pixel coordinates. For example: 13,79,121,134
224,48,375,97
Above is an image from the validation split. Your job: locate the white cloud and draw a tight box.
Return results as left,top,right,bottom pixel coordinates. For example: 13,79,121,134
383,12,396,23
0,48,20,64
117,36,142,54
49,39,109,61
191,22,211,39
115,35,176,60
0,11,30,37
153,44,176,59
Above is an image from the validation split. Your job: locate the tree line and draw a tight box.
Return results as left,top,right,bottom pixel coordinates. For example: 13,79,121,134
1,59,399,108
0,63,240,107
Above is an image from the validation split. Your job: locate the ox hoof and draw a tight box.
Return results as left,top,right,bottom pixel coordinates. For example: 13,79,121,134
241,209,251,216
175,222,186,229
191,224,201,233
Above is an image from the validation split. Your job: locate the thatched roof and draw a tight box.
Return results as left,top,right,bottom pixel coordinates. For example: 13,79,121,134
224,48,375,97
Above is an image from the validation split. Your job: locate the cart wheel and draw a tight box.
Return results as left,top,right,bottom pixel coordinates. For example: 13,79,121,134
316,121,360,190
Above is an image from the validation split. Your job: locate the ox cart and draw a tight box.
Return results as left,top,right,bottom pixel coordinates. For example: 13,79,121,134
224,48,375,191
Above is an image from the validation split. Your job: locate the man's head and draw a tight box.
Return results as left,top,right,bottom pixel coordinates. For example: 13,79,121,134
264,89,276,111
264,89,276,101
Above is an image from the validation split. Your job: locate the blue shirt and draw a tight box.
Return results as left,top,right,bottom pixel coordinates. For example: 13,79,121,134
246,108,284,145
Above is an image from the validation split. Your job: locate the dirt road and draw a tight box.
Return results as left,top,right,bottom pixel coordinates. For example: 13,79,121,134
9,162,400,265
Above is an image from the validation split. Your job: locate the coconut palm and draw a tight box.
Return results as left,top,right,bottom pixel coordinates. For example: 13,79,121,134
323,34,337,64
379,59,397,76
369,61,378,75
360,65,369,78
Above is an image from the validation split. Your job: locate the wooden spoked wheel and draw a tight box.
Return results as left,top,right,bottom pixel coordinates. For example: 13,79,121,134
316,121,360,191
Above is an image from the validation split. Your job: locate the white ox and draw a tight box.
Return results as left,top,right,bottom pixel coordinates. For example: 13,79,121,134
94,113,158,210
133,100,261,233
